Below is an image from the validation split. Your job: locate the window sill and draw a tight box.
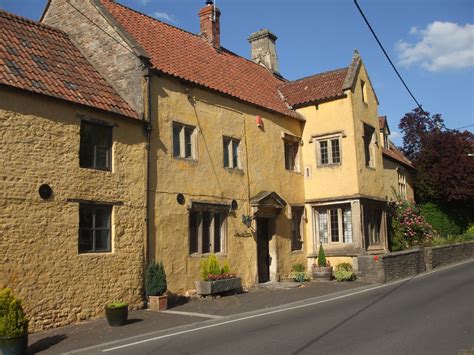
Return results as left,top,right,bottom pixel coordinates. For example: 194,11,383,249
189,253,227,258
79,166,112,173
365,166,376,171
317,163,342,168
224,167,244,175
173,156,198,164
291,249,304,254
285,169,302,175
78,251,112,255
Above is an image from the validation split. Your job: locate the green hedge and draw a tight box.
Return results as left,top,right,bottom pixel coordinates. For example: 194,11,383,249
420,202,471,237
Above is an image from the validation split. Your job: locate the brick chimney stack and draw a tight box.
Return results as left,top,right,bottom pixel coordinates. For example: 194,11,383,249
248,29,280,75
199,1,221,48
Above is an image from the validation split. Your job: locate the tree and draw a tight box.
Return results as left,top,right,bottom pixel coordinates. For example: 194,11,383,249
399,108,474,203
399,107,444,161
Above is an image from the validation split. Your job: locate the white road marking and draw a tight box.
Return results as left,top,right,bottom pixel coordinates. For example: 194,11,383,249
64,259,473,354
162,310,224,319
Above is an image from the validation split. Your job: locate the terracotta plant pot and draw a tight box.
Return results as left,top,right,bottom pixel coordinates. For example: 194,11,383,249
312,266,333,281
149,295,168,311
0,333,28,355
105,305,128,327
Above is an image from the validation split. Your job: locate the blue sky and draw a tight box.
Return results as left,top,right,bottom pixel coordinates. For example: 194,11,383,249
1,0,473,145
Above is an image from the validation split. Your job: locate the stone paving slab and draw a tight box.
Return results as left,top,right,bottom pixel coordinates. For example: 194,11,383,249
27,280,371,354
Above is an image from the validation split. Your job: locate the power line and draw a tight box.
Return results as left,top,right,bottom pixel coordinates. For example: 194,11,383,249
353,0,424,113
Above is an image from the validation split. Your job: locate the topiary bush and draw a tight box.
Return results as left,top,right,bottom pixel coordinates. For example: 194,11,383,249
334,263,356,282
146,261,167,296
317,244,327,267
0,288,28,337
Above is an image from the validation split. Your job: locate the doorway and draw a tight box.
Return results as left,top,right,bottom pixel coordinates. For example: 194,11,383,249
256,218,270,283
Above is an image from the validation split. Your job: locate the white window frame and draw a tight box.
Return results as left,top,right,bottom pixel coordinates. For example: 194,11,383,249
314,204,353,244
314,134,342,167
398,168,407,199
172,121,197,160
223,136,241,170
189,204,227,255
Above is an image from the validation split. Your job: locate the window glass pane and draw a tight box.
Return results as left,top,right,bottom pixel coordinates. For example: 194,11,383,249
95,147,109,169
202,212,211,254
343,207,352,243
95,207,110,228
320,141,328,165
184,127,193,158
79,122,94,168
223,138,229,167
95,125,112,148
291,208,303,250
173,124,181,157
330,209,339,242
95,230,110,251
232,139,239,168
331,139,340,164
364,124,375,167
79,206,93,229
189,212,199,254
318,210,328,244
214,213,222,253
79,229,93,252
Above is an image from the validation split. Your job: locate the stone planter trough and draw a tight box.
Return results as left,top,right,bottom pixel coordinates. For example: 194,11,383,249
195,277,242,296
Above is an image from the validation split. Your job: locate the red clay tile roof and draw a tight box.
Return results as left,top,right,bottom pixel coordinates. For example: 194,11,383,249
0,10,139,119
279,68,349,108
383,143,415,169
98,0,300,119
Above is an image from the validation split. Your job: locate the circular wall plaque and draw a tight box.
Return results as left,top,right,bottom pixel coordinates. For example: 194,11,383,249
176,193,185,205
39,184,52,200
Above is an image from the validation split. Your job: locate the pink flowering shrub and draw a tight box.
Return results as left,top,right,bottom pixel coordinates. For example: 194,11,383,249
388,200,436,251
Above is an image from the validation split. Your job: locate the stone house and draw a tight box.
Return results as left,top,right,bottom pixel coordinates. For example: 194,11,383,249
0,10,147,331
1,0,416,330
40,0,415,289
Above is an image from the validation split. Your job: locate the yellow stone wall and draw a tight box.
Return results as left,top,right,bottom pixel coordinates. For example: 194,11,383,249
0,88,146,332
383,158,415,201
149,76,306,292
350,64,385,199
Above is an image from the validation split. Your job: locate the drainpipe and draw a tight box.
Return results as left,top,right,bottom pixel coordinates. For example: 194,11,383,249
143,63,153,281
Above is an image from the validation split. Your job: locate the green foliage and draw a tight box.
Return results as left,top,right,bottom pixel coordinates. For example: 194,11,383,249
317,244,327,267
146,261,167,296
420,202,463,237
200,255,234,281
221,261,231,274
466,224,474,235
290,271,310,283
334,263,355,282
106,301,128,309
291,263,305,273
429,233,474,246
0,288,28,337
388,199,436,251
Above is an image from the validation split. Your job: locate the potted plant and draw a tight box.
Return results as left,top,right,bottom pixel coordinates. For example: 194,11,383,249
195,255,241,296
146,261,167,311
105,301,128,327
311,244,333,281
0,288,29,355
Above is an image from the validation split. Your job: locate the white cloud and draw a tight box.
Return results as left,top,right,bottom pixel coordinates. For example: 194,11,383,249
152,11,177,24
396,21,474,72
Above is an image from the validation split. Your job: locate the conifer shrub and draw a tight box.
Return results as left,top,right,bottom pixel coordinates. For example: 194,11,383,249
317,244,327,267
0,288,28,337
146,261,167,296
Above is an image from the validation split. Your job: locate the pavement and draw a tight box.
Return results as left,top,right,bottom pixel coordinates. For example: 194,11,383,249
27,280,371,354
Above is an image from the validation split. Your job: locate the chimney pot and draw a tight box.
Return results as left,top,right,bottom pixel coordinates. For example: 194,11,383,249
199,3,221,48
248,29,280,75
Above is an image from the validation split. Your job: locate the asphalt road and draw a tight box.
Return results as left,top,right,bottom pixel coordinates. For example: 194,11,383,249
72,261,474,355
